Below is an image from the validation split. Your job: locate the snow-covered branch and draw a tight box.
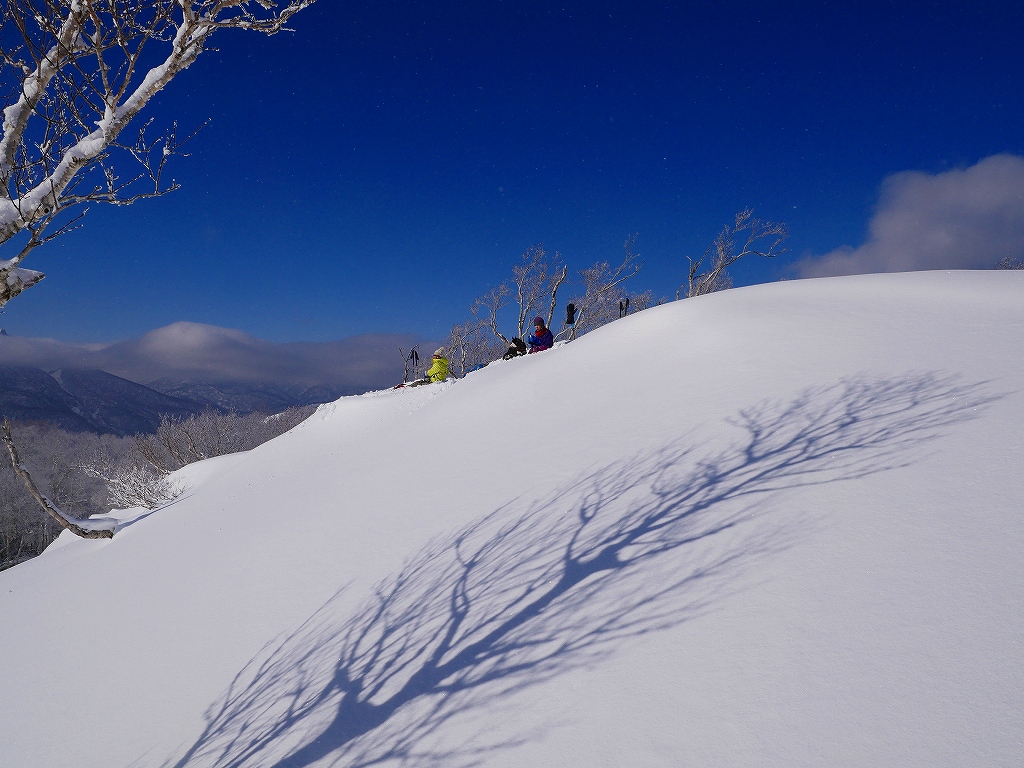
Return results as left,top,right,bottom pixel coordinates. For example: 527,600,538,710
678,209,789,299
1,418,115,538
511,245,565,339
0,0,316,307
79,451,180,510
560,234,644,338
471,283,511,345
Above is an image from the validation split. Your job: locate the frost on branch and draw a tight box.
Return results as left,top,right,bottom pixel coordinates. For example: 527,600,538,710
562,234,645,338
0,0,316,307
79,452,180,511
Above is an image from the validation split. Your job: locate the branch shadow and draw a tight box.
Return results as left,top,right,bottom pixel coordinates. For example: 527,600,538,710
165,372,1000,768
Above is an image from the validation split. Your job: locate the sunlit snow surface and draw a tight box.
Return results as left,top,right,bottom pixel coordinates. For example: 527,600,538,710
2,271,1022,768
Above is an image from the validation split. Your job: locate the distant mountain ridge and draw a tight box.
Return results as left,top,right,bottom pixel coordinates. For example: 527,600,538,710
146,380,357,414
0,367,353,436
0,366,205,435
0,323,431,429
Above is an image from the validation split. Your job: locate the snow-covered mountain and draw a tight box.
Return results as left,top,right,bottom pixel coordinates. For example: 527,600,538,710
0,366,205,434
0,367,356,436
146,379,360,415
1,271,1022,767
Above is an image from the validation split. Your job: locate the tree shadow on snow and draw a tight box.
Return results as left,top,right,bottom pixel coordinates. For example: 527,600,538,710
165,372,1000,768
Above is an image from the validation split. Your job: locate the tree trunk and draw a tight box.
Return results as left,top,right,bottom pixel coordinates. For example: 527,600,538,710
1,419,114,539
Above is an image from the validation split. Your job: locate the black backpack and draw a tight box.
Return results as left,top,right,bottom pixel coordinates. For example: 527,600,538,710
502,337,527,360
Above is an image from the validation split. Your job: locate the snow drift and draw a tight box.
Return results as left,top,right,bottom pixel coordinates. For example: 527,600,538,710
1,271,1022,767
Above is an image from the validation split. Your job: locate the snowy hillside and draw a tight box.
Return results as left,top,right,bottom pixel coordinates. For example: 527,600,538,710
1,271,1022,768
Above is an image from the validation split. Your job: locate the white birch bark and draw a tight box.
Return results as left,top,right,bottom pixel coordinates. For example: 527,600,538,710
2,419,116,538
0,0,315,306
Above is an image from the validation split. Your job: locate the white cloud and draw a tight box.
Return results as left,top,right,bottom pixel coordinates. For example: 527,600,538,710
797,154,1024,278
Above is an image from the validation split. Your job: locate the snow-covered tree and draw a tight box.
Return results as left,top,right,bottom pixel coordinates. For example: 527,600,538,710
472,245,567,344
677,209,788,299
559,234,645,339
133,406,314,474
510,244,567,338
444,318,503,377
80,444,179,509
0,0,314,306
994,255,1024,270
0,421,121,567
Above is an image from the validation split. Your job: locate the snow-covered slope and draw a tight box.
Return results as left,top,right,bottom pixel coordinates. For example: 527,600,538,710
2,271,1022,768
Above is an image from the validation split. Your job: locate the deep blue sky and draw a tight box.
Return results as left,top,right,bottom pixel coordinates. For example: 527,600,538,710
5,0,1023,343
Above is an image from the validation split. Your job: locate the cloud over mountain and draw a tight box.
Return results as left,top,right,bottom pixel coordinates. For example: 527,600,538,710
797,154,1024,278
0,322,431,391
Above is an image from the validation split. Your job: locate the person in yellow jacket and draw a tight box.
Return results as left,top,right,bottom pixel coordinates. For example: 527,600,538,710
408,348,449,386
425,348,449,382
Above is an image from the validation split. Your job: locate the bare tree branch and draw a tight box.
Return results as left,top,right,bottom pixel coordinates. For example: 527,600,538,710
545,262,567,330
444,318,503,376
469,245,569,348
678,209,789,300
471,283,511,345
510,245,566,338
0,0,317,307
558,234,643,339
1,418,114,539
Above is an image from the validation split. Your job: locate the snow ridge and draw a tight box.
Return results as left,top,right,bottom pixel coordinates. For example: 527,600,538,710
1,271,1023,768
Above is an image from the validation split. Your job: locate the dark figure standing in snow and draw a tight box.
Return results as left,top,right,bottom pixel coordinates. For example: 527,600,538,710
527,316,553,353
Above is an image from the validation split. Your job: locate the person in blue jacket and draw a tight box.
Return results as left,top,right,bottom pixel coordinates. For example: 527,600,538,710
527,316,554,353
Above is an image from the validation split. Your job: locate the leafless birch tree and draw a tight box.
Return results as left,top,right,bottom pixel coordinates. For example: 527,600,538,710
677,209,789,299
559,234,644,339
470,283,511,345
0,407,313,560
511,244,567,337
0,420,119,566
0,0,315,306
80,450,179,508
133,406,314,475
472,244,568,345
444,318,503,377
